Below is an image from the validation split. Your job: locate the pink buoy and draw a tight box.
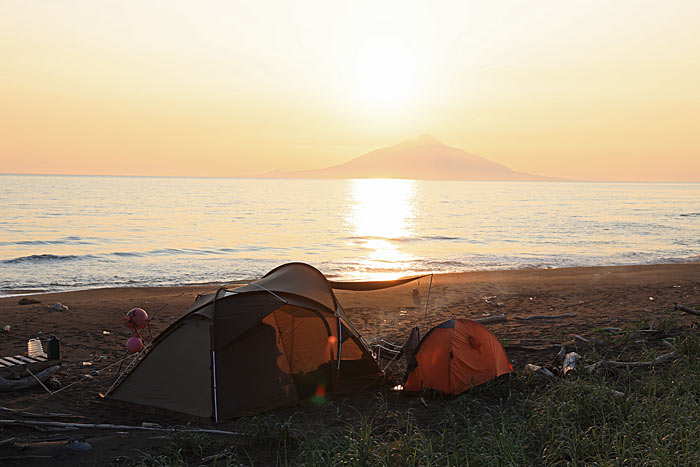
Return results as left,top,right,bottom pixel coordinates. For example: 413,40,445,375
126,336,144,354
125,308,149,330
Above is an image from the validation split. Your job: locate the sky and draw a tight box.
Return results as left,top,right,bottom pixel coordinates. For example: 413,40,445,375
1,1,699,181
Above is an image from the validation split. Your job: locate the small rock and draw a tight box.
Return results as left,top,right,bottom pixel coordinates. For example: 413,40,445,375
65,440,92,451
18,298,41,305
48,303,69,312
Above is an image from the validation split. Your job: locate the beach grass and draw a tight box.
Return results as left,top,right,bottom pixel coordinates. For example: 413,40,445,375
136,327,700,466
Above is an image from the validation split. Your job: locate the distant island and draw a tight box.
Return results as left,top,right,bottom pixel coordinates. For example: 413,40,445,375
263,135,563,181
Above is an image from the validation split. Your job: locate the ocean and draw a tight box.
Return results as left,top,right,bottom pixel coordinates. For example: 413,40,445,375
1,175,699,295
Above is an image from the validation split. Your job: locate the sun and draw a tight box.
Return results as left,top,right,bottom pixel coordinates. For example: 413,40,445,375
350,39,419,111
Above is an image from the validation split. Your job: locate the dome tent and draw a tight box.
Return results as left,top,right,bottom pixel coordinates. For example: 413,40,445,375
109,263,381,421
404,318,512,396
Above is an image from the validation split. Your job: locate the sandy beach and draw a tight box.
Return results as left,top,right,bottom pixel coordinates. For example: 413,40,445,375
1,262,699,464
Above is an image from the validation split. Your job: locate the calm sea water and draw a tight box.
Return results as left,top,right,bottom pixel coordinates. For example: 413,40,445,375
1,175,699,295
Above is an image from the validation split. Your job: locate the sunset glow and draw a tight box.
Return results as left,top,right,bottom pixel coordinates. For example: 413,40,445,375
348,179,417,279
1,1,699,180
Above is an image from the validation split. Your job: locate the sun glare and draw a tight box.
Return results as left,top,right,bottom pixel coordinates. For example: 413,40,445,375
351,40,418,111
347,179,417,279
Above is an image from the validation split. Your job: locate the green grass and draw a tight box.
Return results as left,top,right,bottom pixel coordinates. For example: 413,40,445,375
134,331,700,466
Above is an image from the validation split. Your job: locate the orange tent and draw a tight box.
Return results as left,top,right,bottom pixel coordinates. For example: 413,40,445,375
404,319,512,395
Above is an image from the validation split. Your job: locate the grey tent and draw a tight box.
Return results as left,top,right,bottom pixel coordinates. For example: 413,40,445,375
109,263,382,421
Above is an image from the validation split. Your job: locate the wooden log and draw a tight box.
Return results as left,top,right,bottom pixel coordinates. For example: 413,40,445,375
474,313,507,324
0,437,16,447
605,351,676,368
0,407,79,419
674,303,700,317
0,365,60,392
514,313,577,321
0,419,240,435
586,351,676,371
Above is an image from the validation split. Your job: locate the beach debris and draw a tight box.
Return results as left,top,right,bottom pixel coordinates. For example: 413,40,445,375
573,334,590,343
649,296,655,301
47,376,61,389
65,440,92,451
473,313,507,324
102,330,111,335
514,313,577,321
482,296,504,307
126,336,144,354
18,298,41,305
586,351,676,372
126,308,149,330
562,352,580,376
27,338,45,358
0,365,61,392
2,325,10,333
523,363,557,379
47,303,69,312
81,361,92,367
674,303,700,317
554,346,566,364
0,419,240,435
602,327,623,334
0,437,16,447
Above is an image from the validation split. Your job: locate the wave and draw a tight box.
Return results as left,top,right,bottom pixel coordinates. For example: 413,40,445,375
345,235,463,243
1,253,94,264
0,236,95,247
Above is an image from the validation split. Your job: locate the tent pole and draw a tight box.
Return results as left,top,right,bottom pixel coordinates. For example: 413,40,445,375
421,274,434,332
212,350,219,423
337,316,342,371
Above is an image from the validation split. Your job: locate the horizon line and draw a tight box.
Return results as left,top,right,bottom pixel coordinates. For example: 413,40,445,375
2,172,700,183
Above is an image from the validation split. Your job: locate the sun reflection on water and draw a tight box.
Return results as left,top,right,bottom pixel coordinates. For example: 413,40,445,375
347,179,417,280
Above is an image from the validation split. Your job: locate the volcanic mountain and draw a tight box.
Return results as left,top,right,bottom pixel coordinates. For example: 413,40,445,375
266,135,559,180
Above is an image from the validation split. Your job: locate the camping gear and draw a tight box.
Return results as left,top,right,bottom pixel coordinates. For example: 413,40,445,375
108,263,382,421
27,338,45,358
47,335,60,360
404,318,512,396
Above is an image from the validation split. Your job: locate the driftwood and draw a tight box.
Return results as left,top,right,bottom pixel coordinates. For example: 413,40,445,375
586,351,676,372
0,407,78,419
0,437,16,447
674,303,700,317
562,352,580,376
514,313,577,321
474,313,507,324
0,419,239,435
0,365,60,392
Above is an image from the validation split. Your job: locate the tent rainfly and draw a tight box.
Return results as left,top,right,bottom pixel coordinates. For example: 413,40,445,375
404,318,512,396
109,263,382,421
